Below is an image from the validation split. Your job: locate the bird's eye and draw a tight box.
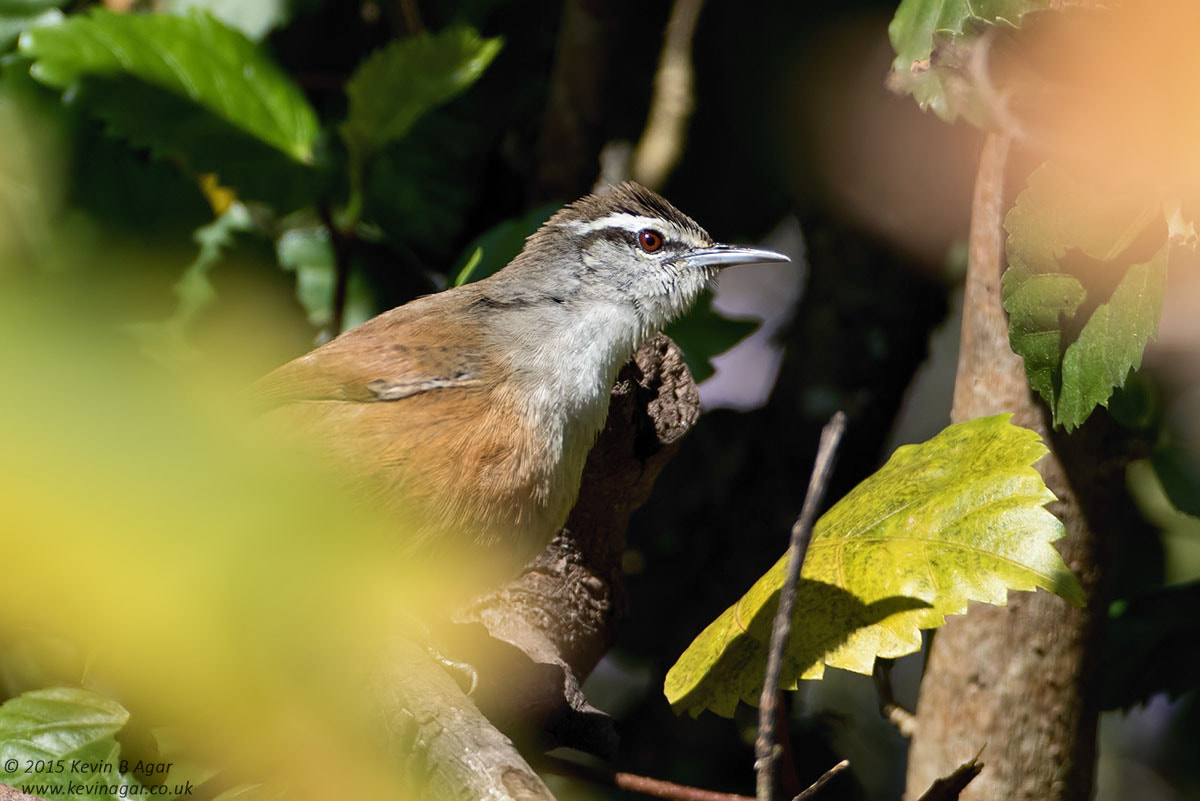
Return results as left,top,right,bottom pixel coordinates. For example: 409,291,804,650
638,229,664,253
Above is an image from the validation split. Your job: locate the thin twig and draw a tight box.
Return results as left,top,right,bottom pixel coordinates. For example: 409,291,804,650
914,750,985,801
317,203,351,340
396,0,423,35
873,660,918,738
793,760,850,801
631,0,705,190
755,411,848,801
539,755,754,801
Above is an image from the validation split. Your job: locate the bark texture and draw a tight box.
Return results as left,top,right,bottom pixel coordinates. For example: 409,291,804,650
372,637,557,801
905,134,1125,801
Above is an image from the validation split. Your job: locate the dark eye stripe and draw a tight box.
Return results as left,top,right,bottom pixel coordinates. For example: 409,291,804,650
578,225,692,254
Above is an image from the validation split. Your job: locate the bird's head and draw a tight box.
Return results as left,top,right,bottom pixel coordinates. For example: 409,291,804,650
508,182,789,333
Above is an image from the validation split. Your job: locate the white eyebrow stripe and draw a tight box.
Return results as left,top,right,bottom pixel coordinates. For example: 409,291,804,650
561,213,681,237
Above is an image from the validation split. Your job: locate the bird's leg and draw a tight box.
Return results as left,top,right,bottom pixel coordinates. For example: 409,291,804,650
395,608,479,696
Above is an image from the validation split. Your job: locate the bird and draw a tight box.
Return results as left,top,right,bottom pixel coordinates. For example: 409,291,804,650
255,182,788,586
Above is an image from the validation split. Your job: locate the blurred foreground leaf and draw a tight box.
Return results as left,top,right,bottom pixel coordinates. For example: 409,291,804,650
0,282,461,799
666,415,1082,718
0,688,145,800
127,202,257,363
1002,162,1168,431
20,9,322,209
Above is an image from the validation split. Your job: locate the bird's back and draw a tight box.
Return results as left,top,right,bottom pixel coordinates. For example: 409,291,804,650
254,286,566,573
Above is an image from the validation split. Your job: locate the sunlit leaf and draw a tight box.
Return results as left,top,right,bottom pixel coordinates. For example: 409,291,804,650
1002,162,1168,431
342,27,502,163
887,0,1047,123
276,225,375,333
19,9,322,209
0,688,145,800
666,415,1082,717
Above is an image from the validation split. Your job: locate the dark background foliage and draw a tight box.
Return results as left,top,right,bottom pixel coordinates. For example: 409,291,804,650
2,1,1198,799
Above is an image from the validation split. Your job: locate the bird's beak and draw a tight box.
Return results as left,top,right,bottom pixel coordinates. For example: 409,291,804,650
679,244,791,270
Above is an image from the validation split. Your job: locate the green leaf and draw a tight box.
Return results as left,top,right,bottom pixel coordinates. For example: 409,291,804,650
0,687,145,800
666,415,1081,718
1102,581,1200,709
451,203,560,286
1002,162,1168,431
19,8,322,209
277,226,336,326
1056,255,1168,428
664,297,758,383
276,225,375,332
1151,444,1200,520
342,27,502,163
887,0,1047,123
361,110,494,261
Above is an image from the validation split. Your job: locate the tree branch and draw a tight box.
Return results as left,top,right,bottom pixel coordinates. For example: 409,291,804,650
873,660,917,738
540,755,754,801
317,203,351,341
369,637,556,801
793,760,849,801
754,412,846,801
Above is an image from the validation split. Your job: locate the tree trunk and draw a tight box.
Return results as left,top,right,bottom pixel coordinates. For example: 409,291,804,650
905,133,1123,801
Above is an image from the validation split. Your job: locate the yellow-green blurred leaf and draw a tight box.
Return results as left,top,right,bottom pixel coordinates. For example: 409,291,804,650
0,284,461,799
666,414,1082,717
127,202,257,363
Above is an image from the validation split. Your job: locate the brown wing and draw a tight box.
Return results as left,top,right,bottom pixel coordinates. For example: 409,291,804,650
252,289,564,579
253,293,489,409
